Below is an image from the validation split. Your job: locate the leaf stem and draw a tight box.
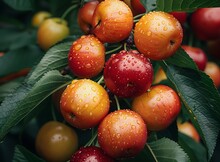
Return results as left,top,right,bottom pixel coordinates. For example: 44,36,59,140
61,4,78,20
97,75,104,84
133,13,145,20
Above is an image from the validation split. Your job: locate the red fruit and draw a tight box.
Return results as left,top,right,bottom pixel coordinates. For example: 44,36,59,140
134,11,183,60
70,146,115,162
98,109,147,159
169,11,187,25
68,35,105,78
132,84,181,131
182,45,207,71
131,0,146,16
190,8,220,40
77,0,99,34
60,79,110,129
204,61,220,88
178,121,200,142
92,0,133,43
104,50,153,98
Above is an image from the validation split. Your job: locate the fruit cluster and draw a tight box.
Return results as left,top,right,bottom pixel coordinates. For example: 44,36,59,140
31,0,220,161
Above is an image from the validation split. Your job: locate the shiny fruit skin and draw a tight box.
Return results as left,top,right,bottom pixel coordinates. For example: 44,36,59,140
204,62,220,88
190,8,220,40
169,11,187,25
37,18,69,50
104,50,153,98
77,0,99,34
32,11,51,27
70,146,115,162
178,121,200,142
68,35,105,78
35,121,78,162
131,0,146,15
98,109,147,159
182,45,207,71
60,79,110,129
92,0,133,43
132,84,181,131
134,11,183,60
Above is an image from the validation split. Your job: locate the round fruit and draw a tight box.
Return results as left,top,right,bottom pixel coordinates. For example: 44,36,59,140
190,8,220,40
77,0,99,34
204,61,220,88
98,109,147,159
92,0,133,43
37,18,70,50
32,11,51,27
131,0,146,15
178,121,200,142
60,79,110,129
35,121,78,162
70,146,115,162
134,11,183,60
104,50,153,98
68,35,105,78
131,84,181,131
169,11,187,25
182,45,207,71
153,67,167,84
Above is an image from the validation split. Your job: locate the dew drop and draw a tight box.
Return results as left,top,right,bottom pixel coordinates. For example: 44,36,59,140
85,63,91,68
74,44,82,51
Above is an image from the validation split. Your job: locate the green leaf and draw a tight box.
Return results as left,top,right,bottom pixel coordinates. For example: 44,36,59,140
161,51,220,159
12,145,45,162
156,0,220,12
140,0,157,12
26,41,73,85
3,0,35,11
0,70,72,140
178,133,208,162
146,138,190,162
0,45,43,77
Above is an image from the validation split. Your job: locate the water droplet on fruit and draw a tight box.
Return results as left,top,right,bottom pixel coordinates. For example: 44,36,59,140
118,11,122,15
69,56,72,61
89,112,93,116
163,26,168,31
90,42,95,46
156,97,161,101
74,44,82,51
85,104,88,108
85,63,91,68
116,133,120,139
93,96,97,102
86,47,89,50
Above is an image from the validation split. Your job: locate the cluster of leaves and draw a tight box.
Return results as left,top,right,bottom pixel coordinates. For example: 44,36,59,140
0,0,220,162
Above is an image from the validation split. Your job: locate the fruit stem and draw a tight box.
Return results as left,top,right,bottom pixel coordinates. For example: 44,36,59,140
84,129,98,147
133,13,145,20
123,43,127,51
61,4,78,20
51,102,57,121
114,95,121,110
97,75,104,84
106,44,123,55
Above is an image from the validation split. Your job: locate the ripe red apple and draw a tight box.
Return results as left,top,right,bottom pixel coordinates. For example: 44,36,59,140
68,34,105,78
77,0,99,34
60,79,110,129
182,45,207,71
104,50,153,98
70,146,115,162
98,109,147,159
134,11,183,60
190,8,220,40
132,84,181,131
92,0,133,43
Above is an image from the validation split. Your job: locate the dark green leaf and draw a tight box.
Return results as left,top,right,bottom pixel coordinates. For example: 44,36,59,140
179,133,208,162
161,58,220,159
0,45,43,77
12,145,45,162
3,0,35,11
0,70,72,140
26,41,73,85
146,138,190,162
156,0,220,12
